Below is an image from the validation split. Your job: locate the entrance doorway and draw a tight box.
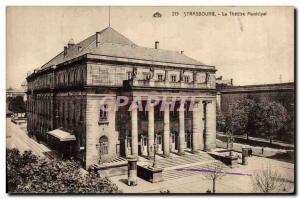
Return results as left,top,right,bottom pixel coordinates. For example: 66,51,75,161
126,137,132,156
156,133,163,153
185,130,192,149
170,131,178,152
140,135,148,156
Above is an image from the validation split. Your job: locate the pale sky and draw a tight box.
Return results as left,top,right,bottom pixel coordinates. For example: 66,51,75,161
6,6,294,89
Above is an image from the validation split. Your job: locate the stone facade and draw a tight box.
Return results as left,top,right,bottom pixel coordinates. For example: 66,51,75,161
26,27,217,169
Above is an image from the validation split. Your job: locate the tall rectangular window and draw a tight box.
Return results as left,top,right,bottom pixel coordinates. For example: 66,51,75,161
99,104,108,121
184,76,190,83
157,74,163,81
143,72,150,80
171,75,177,82
127,72,132,80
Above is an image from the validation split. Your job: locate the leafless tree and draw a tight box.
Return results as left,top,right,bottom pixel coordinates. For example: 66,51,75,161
252,164,292,193
204,163,225,193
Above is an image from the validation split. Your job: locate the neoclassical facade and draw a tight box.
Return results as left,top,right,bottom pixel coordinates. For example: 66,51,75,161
26,27,217,169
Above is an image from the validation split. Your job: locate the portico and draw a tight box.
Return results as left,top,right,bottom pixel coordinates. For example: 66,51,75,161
127,96,216,159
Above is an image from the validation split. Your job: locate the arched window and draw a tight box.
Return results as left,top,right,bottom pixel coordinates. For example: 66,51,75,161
99,136,108,155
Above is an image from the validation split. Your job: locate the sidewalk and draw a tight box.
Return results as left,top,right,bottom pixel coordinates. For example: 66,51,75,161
6,118,55,159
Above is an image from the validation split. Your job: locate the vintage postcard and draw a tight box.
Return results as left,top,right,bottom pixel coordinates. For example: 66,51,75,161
6,6,295,194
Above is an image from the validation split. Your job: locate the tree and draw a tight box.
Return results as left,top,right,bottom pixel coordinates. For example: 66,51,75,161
253,99,289,144
6,148,122,194
225,99,255,141
216,110,226,132
9,96,26,113
252,164,292,193
204,163,225,193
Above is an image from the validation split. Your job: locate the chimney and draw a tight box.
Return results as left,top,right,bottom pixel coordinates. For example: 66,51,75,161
155,41,159,49
180,51,184,54
64,46,67,57
68,38,75,48
96,32,101,47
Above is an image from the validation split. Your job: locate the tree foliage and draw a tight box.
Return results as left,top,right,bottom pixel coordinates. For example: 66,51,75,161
252,99,289,144
8,96,26,113
227,99,255,137
219,98,289,143
7,148,122,194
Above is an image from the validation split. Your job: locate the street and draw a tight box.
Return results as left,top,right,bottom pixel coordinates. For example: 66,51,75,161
6,118,53,158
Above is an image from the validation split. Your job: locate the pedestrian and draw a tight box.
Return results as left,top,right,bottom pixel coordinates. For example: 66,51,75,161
261,147,264,154
249,148,252,157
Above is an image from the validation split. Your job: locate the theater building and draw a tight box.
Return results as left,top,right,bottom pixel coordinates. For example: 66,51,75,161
26,27,217,169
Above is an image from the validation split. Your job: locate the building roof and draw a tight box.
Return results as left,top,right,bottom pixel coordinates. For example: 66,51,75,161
219,82,294,93
40,27,209,70
47,128,76,142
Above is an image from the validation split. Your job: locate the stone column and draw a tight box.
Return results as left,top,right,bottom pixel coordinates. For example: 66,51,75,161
178,109,185,155
204,100,216,151
148,103,155,159
131,102,138,157
163,103,170,157
192,101,200,153
198,101,204,150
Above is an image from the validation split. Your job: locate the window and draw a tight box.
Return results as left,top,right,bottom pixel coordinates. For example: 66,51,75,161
72,101,76,124
184,76,190,83
171,75,177,82
143,72,150,80
99,136,108,155
157,74,163,81
99,104,108,121
62,102,65,121
79,103,83,122
127,72,132,80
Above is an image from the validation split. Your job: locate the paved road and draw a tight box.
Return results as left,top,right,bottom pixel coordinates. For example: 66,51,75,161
6,118,54,159
217,132,294,148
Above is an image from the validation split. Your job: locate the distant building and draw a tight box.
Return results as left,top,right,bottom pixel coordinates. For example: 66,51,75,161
216,82,295,116
26,27,217,169
6,87,27,102
216,76,233,88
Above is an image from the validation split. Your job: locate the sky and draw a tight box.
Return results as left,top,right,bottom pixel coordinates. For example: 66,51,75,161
6,6,294,89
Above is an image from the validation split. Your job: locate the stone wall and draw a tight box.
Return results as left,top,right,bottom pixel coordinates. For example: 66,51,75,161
85,94,119,168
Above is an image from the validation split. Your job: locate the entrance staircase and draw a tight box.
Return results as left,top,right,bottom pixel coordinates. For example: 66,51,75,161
137,151,229,181
163,160,228,181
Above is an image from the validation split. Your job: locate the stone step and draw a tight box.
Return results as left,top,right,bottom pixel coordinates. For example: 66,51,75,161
156,153,214,168
163,161,229,181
